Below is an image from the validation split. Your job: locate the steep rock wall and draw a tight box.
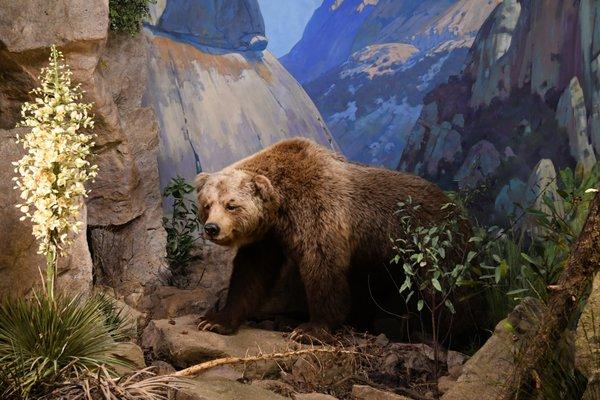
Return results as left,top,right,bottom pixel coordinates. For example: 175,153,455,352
0,1,166,304
399,0,599,224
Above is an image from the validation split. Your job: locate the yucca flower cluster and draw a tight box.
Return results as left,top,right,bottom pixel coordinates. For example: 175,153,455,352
13,45,97,295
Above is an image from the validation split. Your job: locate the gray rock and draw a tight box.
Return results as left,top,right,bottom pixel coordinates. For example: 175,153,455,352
524,159,564,235
0,2,168,305
351,385,411,400
446,350,468,379
494,179,526,218
142,315,297,377
442,298,546,400
556,77,597,172
252,380,296,397
455,140,501,189
293,393,339,400
155,0,267,51
142,28,337,198
112,342,146,376
176,377,287,400
468,0,522,107
151,360,176,375
0,0,107,53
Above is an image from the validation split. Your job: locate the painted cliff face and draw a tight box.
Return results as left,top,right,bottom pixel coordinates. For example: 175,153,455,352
398,0,600,224
280,0,501,168
142,0,337,198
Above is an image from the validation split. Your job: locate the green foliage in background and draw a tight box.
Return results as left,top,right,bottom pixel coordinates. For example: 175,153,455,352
479,163,600,321
109,0,156,35
0,294,130,399
162,176,202,272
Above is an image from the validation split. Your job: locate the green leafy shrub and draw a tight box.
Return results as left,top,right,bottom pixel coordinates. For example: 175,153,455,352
391,197,477,374
162,176,202,273
109,0,156,36
0,294,130,399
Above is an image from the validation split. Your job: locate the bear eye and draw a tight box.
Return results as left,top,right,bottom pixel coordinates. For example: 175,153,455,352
204,204,211,210
226,204,238,211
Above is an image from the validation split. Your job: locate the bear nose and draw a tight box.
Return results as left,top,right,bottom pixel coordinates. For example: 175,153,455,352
204,223,220,237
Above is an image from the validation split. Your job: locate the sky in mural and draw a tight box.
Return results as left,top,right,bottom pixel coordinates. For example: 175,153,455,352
257,0,323,57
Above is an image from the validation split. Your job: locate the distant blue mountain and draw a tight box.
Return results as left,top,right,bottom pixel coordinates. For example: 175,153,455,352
280,0,378,84
280,0,502,168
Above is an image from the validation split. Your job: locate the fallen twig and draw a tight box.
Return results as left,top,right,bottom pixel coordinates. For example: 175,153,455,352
174,347,362,377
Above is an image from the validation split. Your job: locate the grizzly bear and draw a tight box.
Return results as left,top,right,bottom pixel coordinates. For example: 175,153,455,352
195,138,479,342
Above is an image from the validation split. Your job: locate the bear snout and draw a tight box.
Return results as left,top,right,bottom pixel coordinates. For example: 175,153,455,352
204,223,220,238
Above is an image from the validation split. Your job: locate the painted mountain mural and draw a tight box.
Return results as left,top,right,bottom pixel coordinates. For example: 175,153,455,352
281,0,501,168
399,0,600,224
142,0,336,191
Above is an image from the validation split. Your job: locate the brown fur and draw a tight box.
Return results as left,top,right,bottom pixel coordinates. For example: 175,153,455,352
195,138,479,341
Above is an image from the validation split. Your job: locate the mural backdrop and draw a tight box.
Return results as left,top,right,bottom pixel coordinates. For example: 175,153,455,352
147,0,600,225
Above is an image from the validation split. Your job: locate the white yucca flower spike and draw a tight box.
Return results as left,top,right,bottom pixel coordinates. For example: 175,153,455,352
13,45,98,298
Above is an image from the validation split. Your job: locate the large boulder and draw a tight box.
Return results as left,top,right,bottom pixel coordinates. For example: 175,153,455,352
142,315,297,377
154,0,267,51
142,27,336,191
0,1,168,304
556,77,597,172
442,298,547,400
176,377,287,400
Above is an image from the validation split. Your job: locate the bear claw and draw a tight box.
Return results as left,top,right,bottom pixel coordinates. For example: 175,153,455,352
197,317,236,335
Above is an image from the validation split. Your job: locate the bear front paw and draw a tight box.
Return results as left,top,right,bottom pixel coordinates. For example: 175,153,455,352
197,315,237,335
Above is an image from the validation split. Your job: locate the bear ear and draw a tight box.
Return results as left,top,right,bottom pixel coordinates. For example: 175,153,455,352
253,175,279,204
194,173,210,193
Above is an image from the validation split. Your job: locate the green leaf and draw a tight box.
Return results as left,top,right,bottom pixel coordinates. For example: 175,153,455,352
417,300,424,311
445,300,455,314
399,276,411,293
506,288,529,296
521,252,540,266
494,266,501,283
431,278,442,292
467,251,477,264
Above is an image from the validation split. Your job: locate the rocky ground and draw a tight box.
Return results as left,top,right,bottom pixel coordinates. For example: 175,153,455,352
107,258,570,400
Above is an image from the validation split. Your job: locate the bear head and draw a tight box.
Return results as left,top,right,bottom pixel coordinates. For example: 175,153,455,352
194,169,281,247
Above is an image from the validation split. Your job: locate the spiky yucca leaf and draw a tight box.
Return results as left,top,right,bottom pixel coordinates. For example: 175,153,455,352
0,293,131,399
45,366,187,400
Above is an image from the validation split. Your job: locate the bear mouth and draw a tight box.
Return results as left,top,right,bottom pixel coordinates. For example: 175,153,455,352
207,236,234,246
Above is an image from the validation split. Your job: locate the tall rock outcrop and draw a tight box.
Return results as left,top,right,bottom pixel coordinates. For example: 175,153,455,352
143,0,336,191
282,0,500,168
0,1,167,305
399,0,600,224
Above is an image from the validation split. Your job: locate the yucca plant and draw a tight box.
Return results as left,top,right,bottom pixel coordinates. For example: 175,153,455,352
0,294,130,399
44,366,184,400
0,45,164,399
